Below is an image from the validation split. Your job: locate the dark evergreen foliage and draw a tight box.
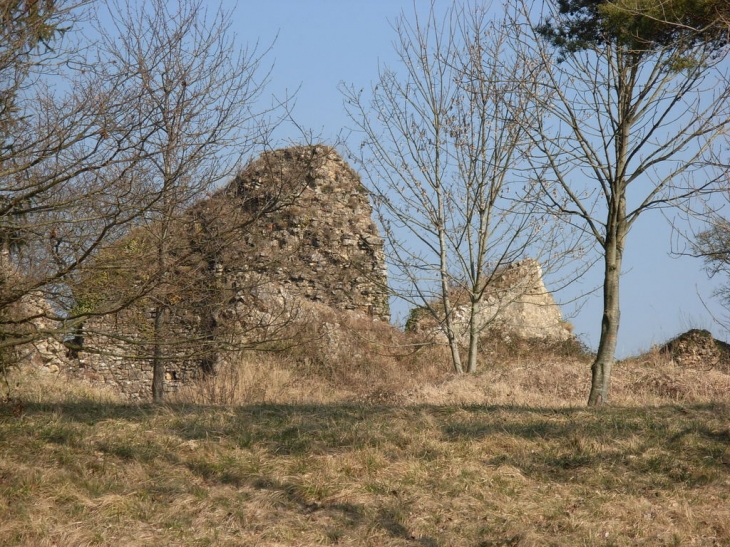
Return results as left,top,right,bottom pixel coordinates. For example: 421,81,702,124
536,0,728,57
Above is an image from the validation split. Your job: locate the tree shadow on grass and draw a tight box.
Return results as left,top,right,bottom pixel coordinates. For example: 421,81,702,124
440,403,730,489
12,399,730,493
4,399,727,547
237,474,440,546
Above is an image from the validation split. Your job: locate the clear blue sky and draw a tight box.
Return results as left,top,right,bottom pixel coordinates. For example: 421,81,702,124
233,0,727,357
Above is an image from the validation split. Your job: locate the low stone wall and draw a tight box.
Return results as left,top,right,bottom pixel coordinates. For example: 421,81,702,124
22,323,202,400
61,353,201,401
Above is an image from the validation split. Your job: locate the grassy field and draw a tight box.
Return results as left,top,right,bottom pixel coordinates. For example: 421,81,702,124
1,346,729,546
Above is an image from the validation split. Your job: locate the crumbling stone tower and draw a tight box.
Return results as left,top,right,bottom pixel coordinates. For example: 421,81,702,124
227,145,390,321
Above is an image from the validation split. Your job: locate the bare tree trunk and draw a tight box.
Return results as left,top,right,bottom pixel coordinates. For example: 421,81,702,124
467,299,479,373
442,294,463,374
589,58,630,407
588,258,620,406
199,259,220,376
588,204,625,406
439,217,462,373
152,306,165,403
440,271,463,373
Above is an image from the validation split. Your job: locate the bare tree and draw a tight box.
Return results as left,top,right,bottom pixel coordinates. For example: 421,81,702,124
511,0,730,405
80,0,283,402
0,0,156,374
1,0,58,138
343,2,580,374
689,182,730,329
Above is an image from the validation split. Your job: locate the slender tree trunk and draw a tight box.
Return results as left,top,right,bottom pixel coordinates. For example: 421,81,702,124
444,310,463,374
151,236,167,403
431,114,464,374
199,316,218,376
467,299,479,373
588,259,620,406
152,306,165,403
589,52,631,407
199,260,220,376
441,268,463,374
588,208,626,406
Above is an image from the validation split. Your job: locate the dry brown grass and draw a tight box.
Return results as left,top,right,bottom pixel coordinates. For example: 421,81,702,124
1,329,729,546
178,306,448,406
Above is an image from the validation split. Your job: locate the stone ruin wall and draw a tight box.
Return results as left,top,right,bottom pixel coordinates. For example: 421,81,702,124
22,146,572,400
407,259,572,344
31,145,390,400
19,299,204,401
478,259,571,342
56,352,201,401
59,339,204,401
228,145,390,321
